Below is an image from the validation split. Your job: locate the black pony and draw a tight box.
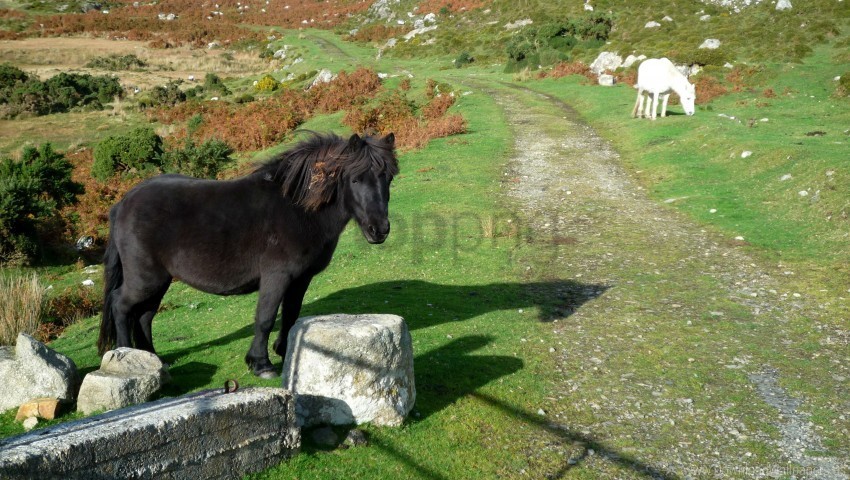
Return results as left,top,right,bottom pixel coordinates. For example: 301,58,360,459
98,132,398,377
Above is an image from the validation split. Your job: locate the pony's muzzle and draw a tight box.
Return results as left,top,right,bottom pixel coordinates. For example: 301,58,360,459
365,219,390,244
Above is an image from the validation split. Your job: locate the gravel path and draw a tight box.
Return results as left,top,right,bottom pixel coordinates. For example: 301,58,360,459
481,81,849,479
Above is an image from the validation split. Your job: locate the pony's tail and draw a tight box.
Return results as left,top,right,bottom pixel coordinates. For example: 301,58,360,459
98,207,123,355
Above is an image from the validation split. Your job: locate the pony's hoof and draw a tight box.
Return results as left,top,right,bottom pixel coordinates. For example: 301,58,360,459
256,369,279,379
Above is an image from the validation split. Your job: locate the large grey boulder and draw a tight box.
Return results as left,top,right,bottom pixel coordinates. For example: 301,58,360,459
0,333,78,412
77,348,170,415
282,314,415,427
589,51,623,75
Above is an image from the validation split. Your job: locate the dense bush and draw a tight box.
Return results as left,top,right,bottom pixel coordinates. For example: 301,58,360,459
85,54,148,71
454,52,474,68
0,65,123,118
149,80,187,107
504,12,613,72
203,73,231,96
163,138,235,179
92,127,164,181
255,74,280,92
0,144,83,264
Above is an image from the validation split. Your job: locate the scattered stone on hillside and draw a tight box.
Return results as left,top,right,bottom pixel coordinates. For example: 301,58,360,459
700,14,711,21
598,74,615,86
157,13,177,21
368,0,396,21
724,62,735,68
81,2,101,13
0,333,78,413
699,38,721,49
741,151,753,158
15,398,61,422
77,348,170,415
776,0,792,10
403,24,438,41
281,314,416,427
662,15,673,21
589,51,623,75
308,69,335,89
505,18,533,30
622,54,646,69
645,21,661,28
781,174,793,181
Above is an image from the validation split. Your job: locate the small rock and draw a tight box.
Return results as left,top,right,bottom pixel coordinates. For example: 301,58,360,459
82,279,95,287
700,14,711,21
776,0,792,10
537,408,546,416
709,208,717,213
597,74,615,86
662,16,673,21
798,190,809,197
780,174,792,181
22,417,38,431
699,39,721,50
343,429,369,448
645,21,661,28
741,151,752,158
735,236,745,241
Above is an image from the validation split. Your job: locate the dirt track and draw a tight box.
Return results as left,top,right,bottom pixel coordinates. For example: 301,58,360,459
480,80,849,479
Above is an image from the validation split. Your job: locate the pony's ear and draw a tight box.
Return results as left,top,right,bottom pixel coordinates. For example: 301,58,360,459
384,132,395,147
348,134,362,149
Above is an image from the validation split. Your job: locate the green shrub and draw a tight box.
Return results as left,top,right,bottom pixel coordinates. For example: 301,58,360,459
454,52,474,68
0,66,122,118
163,138,234,179
0,144,83,264
149,80,186,107
92,127,164,181
84,54,148,71
203,73,231,95
255,74,280,92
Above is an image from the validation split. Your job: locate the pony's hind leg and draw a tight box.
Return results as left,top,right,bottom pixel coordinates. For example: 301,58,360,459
111,270,171,352
132,280,171,353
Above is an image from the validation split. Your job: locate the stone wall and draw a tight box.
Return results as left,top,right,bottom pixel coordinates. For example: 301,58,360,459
0,387,299,480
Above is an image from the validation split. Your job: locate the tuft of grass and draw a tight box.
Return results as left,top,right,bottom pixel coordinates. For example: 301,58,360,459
0,273,46,345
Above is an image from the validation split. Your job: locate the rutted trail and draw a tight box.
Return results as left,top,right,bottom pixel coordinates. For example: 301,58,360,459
477,81,849,479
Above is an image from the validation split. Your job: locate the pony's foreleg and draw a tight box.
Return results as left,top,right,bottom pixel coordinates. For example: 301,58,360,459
273,274,313,358
650,92,660,120
661,94,670,117
246,273,287,378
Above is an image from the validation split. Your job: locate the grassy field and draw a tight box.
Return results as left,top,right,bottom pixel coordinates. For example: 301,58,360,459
1,3,850,477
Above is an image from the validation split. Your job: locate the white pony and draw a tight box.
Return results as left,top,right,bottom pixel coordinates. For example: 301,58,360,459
631,57,696,120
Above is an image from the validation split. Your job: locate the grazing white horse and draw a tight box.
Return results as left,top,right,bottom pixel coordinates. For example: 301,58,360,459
631,57,696,120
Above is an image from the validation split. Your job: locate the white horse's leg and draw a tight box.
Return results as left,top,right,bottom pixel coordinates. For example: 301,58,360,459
644,93,651,118
650,92,660,120
661,94,670,117
632,89,643,118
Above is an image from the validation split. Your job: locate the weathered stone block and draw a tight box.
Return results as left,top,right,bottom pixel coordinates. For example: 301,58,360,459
15,398,61,422
0,387,299,480
282,314,416,427
0,333,78,412
77,347,170,414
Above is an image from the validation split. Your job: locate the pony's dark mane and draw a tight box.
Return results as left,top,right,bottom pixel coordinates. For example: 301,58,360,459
253,131,398,211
